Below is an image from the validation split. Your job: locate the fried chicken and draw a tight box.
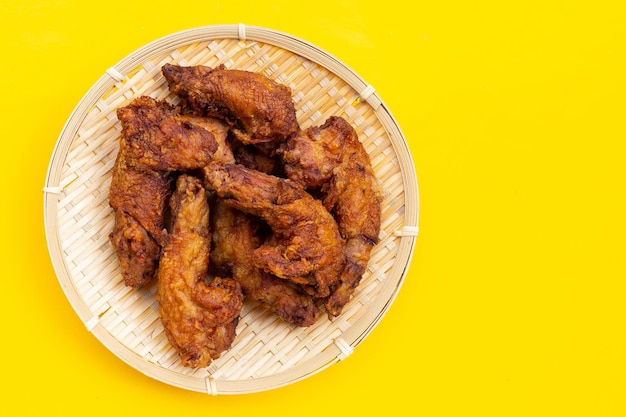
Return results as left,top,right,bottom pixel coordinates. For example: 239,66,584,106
108,133,173,288
109,210,161,289
179,114,235,164
203,163,345,298
157,174,243,368
108,146,172,244
320,117,382,316
116,96,218,172
162,63,298,145
105,58,387,370
182,112,284,175
279,118,348,189
211,199,322,327
278,116,382,315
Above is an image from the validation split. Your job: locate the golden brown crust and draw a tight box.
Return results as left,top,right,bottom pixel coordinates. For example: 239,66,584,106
178,114,235,164
108,124,173,288
157,175,243,368
279,118,348,189
108,210,161,289
321,117,382,316
203,163,345,298
278,116,382,316
211,199,322,327
116,96,218,172
108,146,172,245
162,64,298,144
108,64,382,366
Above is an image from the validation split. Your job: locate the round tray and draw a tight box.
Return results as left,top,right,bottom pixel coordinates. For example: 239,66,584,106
43,24,419,395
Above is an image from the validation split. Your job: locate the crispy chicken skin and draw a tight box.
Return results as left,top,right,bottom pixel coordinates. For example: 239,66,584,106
321,117,382,316
107,63,384,366
162,64,298,145
203,163,345,298
116,96,218,171
211,199,322,327
109,210,161,289
158,175,243,368
278,116,382,316
179,114,235,164
108,131,173,288
279,118,348,189
108,146,172,245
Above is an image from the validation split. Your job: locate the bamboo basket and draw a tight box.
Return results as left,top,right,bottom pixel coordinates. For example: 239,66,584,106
43,25,419,395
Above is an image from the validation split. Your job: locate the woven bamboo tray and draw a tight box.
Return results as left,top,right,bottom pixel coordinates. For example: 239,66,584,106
43,25,419,395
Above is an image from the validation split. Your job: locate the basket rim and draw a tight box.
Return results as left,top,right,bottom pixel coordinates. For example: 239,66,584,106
43,24,419,395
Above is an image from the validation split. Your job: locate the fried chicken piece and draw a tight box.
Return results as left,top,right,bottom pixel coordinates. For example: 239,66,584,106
203,163,345,298
279,119,348,189
181,114,285,175
320,117,382,316
109,146,172,244
162,63,298,145
278,116,381,315
109,210,161,289
179,114,235,164
157,175,243,368
211,199,322,327
108,143,173,287
116,96,218,171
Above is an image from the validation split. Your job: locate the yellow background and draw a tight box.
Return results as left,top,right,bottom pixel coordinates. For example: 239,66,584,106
1,0,625,415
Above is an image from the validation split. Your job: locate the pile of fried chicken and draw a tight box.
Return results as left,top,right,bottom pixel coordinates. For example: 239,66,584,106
108,63,381,368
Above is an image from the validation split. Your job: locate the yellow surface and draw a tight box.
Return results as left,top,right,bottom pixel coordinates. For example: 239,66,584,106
1,0,625,415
